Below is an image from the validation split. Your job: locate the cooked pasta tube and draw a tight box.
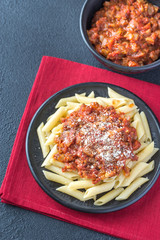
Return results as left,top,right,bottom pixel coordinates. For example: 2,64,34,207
45,131,54,150
137,161,154,178
49,144,54,150
46,114,56,122
41,144,58,167
103,176,116,182
88,91,95,98
66,102,82,110
45,165,79,180
114,172,126,189
45,124,63,145
55,93,86,108
75,94,105,106
134,112,146,141
83,181,115,199
126,159,133,168
108,87,130,100
140,111,152,142
55,96,77,108
94,187,124,206
49,159,65,168
131,120,138,129
116,177,149,200
117,104,137,114
37,122,49,158
124,109,138,119
133,142,149,154
137,142,158,163
96,97,127,108
57,186,93,201
43,170,72,185
42,107,67,132
68,179,95,190
120,162,148,187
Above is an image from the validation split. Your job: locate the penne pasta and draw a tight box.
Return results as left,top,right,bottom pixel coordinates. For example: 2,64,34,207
124,109,138,119
41,144,58,167
131,119,138,129
133,142,149,154
45,165,79,180
117,103,137,114
57,186,94,201
116,177,149,200
45,131,54,151
55,96,77,108
103,176,116,182
66,102,82,110
57,186,85,201
134,112,146,141
55,93,86,108
137,161,154,178
37,122,50,158
108,87,130,100
137,142,158,163
42,107,67,132
83,181,115,199
120,162,148,187
126,159,134,168
45,124,63,145
140,111,152,142
114,172,126,189
94,188,124,206
68,179,95,190
75,94,105,106
49,159,65,168
96,97,127,108
43,170,72,185
88,91,95,98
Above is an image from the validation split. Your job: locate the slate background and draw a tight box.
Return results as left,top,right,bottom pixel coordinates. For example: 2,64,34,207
0,1,160,239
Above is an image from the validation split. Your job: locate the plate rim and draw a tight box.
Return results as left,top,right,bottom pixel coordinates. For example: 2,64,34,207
26,82,160,213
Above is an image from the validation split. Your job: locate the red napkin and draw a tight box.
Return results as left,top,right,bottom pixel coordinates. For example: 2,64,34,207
1,56,160,240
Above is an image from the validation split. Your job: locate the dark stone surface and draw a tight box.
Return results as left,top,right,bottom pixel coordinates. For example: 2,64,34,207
0,0,159,239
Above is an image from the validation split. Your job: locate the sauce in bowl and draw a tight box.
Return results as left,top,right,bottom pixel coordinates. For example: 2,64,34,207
88,0,160,67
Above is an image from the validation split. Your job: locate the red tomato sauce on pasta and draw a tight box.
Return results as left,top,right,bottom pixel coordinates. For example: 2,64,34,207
54,102,141,183
88,0,160,67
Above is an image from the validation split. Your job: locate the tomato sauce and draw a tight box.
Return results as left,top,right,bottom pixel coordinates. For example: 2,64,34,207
88,0,160,67
54,102,141,183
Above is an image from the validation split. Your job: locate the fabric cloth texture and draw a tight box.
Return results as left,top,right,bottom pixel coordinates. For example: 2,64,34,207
1,56,160,240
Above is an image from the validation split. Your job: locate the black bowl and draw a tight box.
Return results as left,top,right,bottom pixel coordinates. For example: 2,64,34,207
80,0,160,74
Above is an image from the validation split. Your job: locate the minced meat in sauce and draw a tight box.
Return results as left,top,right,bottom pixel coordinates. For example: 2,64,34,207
88,0,160,67
54,102,141,183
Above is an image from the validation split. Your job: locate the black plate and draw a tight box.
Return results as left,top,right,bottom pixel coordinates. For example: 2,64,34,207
26,82,160,213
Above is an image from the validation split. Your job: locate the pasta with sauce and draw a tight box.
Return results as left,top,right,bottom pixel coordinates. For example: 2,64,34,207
37,88,159,205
